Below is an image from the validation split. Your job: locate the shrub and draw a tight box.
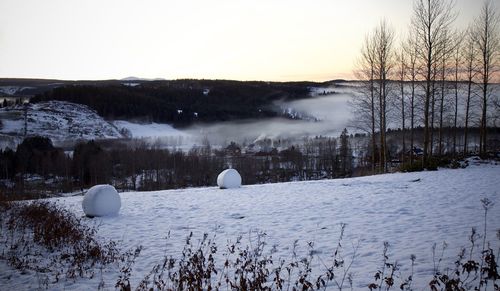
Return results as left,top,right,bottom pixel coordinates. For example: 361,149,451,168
400,161,424,172
123,224,359,291
125,200,499,291
1,199,499,290
426,157,439,171
0,201,127,283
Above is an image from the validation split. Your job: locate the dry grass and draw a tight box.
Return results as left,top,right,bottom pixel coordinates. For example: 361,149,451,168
1,199,498,290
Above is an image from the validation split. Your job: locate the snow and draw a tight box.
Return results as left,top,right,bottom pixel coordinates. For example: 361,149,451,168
121,82,140,87
0,102,193,149
0,118,24,133
120,76,142,81
82,184,121,217
112,120,189,139
120,76,166,81
217,168,242,189
0,86,33,95
1,164,500,290
0,101,122,147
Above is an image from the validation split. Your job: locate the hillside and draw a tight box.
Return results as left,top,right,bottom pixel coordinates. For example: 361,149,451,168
0,78,357,149
1,161,499,290
1,78,325,127
0,101,123,148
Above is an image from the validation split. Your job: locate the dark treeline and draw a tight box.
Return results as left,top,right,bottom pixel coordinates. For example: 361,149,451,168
2,126,498,199
0,132,354,198
30,80,316,126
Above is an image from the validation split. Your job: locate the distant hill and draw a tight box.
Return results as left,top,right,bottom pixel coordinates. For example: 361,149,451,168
28,79,321,125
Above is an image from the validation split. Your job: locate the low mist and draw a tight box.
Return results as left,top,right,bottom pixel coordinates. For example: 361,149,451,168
183,88,355,146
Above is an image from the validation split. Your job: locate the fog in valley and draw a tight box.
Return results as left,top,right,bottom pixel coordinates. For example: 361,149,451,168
183,89,354,147
149,82,499,149
2,82,497,151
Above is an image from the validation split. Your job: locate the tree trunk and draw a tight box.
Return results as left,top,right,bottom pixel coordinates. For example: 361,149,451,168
371,73,376,173
410,75,415,166
453,57,459,156
464,80,472,155
438,69,445,156
400,53,406,163
379,81,384,173
430,77,436,157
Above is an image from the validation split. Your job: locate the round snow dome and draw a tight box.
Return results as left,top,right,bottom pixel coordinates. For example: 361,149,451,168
217,168,242,189
82,184,121,217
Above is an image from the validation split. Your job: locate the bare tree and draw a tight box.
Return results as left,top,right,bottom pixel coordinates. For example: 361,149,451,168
403,32,420,166
463,27,479,155
430,61,438,157
437,29,456,156
396,45,407,161
451,33,463,156
353,32,378,173
353,22,394,174
374,20,395,172
438,38,447,156
411,0,456,166
471,0,500,156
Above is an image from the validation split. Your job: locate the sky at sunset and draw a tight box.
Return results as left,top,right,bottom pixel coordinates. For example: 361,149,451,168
0,0,490,81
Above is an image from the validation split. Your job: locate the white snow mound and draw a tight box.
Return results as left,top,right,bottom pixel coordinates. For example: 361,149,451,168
217,169,242,189
82,185,121,217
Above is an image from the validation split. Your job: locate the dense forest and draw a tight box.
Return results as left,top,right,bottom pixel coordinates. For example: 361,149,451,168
30,80,317,125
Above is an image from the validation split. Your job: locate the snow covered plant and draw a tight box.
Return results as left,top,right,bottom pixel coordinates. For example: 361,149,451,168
368,198,500,291
120,203,499,291
121,225,359,291
0,201,127,286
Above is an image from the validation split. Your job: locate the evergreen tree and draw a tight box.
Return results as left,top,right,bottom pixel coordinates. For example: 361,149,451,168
339,128,353,177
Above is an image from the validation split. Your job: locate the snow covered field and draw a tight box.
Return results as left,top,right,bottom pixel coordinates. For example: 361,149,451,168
1,162,499,290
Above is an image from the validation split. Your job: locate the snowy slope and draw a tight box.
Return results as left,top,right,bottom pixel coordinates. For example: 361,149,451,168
0,86,34,95
0,101,194,149
1,163,499,290
113,120,189,139
0,101,122,146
